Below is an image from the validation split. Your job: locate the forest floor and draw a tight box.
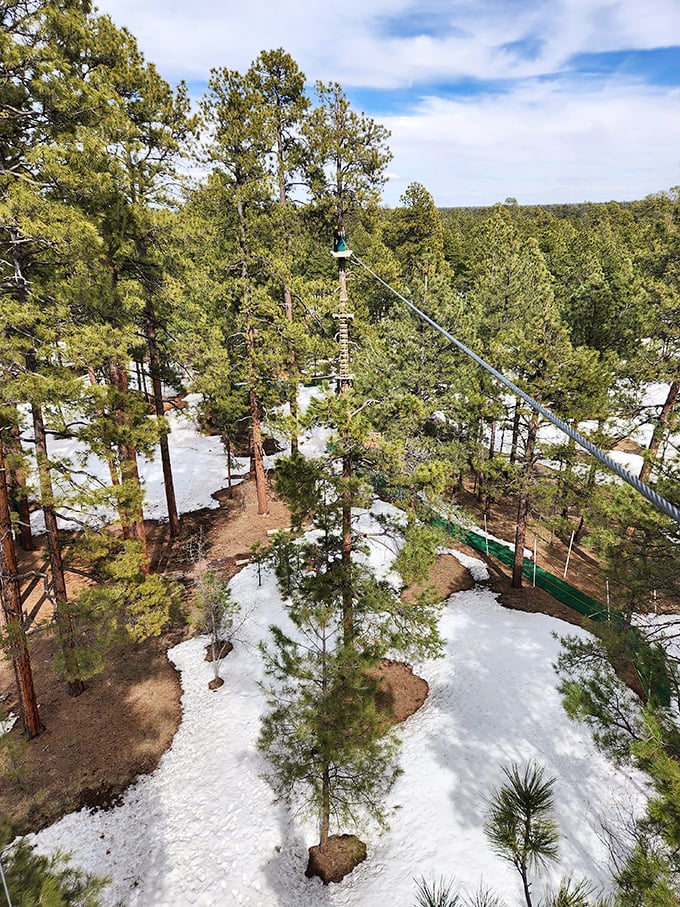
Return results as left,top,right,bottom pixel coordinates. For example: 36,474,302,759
1,476,603,837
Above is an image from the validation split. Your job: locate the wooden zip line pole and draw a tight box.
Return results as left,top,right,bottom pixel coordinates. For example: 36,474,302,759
331,228,354,644
332,229,354,394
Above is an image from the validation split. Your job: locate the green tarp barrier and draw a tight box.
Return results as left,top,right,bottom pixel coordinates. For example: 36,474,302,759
370,480,672,707
430,516,610,621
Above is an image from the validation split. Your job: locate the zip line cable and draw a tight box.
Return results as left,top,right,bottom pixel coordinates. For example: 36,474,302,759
352,254,680,526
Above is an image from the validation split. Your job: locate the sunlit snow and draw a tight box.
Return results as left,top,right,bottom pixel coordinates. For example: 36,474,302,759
27,404,650,906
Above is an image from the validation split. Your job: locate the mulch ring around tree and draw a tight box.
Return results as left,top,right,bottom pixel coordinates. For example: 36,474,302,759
306,834,367,884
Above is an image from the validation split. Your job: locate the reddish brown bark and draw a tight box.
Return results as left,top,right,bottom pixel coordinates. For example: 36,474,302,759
0,432,42,737
30,399,85,696
145,304,180,536
108,361,149,572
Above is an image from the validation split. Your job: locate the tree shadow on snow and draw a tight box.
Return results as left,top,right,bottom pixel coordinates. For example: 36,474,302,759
420,587,637,884
262,802,336,907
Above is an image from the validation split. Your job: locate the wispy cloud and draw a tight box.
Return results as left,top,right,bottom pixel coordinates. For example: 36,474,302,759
94,0,680,205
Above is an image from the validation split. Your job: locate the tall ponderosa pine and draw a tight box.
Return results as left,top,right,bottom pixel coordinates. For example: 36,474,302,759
201,66,285,515
302,81,392,634
249,49,310,453
97,24,192,536
632,191,680,484
468,213,585,587
0,0,117,696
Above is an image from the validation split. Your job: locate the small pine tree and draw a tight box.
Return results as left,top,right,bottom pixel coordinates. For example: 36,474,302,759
193,563,240,689
544,878,607,907
484,761,559,907
0,823,107,906
413,875,461,907
464,885,509,907
258,598,402,853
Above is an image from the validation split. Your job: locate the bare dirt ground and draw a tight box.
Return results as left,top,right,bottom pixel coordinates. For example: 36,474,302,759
0,475,599,837
454,479,608,628
0,479,291,834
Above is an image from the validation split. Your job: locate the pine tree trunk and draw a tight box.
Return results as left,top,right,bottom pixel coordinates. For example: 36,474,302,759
510,403,521,464
520,864,533,907
284,284,300,455
320,628,330,849
512,416,538,589
335,220,354,643
30,398,84,696
341,450,353,644
275,123,300,454
236,192,268,516
7,421,34,551
320,764,331,849
224,436,233,498
108,361,149,571
0,432,42,738
639,379,679,484
249,385,269,516
488,419,496,459
145,302,180,536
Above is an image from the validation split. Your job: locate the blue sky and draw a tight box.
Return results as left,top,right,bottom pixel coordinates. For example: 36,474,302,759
95,0,680,207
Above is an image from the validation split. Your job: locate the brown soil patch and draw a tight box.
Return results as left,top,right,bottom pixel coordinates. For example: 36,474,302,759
306,834,367,884
401,552,474,605
370,659,429,724
455,479,609,618
614,437,643,455
1,478,291,835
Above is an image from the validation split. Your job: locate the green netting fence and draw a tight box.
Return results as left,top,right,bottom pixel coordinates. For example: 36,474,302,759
371,479,672,706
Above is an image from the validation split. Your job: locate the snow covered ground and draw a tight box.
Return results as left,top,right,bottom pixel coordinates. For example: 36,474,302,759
24,386,652,905
31,528,649,905
28,387,330,534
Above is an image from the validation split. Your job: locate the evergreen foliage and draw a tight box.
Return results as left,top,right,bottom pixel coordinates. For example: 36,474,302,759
484,762,559,907
3,8,680,895
0,823,107,906
413,875,462,907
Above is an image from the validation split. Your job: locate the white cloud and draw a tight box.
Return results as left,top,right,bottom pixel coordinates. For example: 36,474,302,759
382,80,680,205
92,0,680,205
95,0,680,85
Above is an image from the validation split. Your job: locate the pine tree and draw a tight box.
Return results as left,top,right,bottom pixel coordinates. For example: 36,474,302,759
0,426,42,738
0,821,107,905
484,761,560,907
383,181,449,287
249,48,310,452
200,66,286,515
260,447,442,877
